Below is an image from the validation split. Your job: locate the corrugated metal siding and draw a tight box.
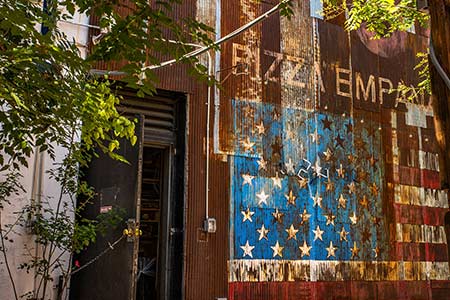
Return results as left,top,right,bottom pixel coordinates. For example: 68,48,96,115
89,1,229,299
88,1,450,299
223,2,450,300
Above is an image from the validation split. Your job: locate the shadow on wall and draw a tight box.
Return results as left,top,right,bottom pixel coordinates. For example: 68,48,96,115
445,211,450,261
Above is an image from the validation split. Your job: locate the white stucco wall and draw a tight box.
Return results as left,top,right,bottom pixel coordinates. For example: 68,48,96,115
0,154,37,300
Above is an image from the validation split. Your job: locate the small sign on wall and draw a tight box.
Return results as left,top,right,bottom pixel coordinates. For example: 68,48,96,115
310,0,323,19
100,205,113,214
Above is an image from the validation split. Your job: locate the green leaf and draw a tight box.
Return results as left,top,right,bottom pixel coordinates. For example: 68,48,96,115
130,135,137,146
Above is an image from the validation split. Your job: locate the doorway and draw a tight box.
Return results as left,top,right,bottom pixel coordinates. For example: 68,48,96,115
136,147,165,300
69,91,186,300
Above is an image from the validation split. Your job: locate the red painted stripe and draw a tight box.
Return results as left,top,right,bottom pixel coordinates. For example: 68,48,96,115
397,167,440,189
394,204,448,226
398,166,421,186
421,169,441,189
229,281,450,300
393,242,449,262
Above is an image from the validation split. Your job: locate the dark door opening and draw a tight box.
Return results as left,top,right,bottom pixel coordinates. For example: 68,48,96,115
137,147,165,300
70,91,186,300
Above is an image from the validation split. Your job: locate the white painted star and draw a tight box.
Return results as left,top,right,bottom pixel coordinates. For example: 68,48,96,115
242,137,255,152
241,208,255,223
256,224,269,241
285,189,296,206
349,212,358,225
347,182,356,194
323,148,333,161
338,194,347,209
351,242,360,258
257,157,267,171
313,225,324,241
242,173,254,186
272,208,284,223
312,193,323,208
271,172,282,189
336,163,345,178
312,157,323,176
271,241,284,258
297,176,309,189
373,246,381,258
299,208,311,224
339,226,349,242
326,241,337,258
255,121,265,135
240,240,255,258
324,212,336,226
285,127,295,141
285,158,295,175
299,240,312,257
256,190,269,206
285,224,299,240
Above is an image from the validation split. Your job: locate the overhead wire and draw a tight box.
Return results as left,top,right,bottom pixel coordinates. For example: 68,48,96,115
430,39,450,91
142,0,291,71
70,235,125,275
89,0,291,75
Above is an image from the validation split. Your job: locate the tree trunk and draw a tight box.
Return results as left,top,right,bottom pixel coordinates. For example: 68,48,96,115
428,1,450,189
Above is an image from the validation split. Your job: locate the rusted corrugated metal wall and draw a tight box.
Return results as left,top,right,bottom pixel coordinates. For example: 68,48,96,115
89,0,450,299
222,1,450,300
90,1,229,299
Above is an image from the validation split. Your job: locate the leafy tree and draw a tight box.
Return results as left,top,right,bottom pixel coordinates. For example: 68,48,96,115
323,0,428,37
0,0,215,299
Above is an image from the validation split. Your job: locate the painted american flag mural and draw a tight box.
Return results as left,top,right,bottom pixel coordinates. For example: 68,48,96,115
228,99,450,299
226,56,450,300
224,3,450,299
231,100,387,262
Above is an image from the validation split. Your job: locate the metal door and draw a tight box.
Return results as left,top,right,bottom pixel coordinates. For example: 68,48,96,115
70,117,144,300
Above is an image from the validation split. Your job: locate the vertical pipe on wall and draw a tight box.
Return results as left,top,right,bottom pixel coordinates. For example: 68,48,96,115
213,0,222,155
205,52,213,221
31,150,44,296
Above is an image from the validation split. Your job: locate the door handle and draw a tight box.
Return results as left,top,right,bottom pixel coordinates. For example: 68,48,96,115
123,219,142,242
170,228,183,236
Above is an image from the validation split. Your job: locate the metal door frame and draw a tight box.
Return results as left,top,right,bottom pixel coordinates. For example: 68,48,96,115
127,90,186,300
130,114,145,300
136,143,173,300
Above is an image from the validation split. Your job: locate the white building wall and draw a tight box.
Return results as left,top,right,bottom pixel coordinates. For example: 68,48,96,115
0,155,37,300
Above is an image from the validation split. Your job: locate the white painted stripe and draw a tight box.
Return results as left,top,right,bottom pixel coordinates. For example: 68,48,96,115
392,108,439,171
228,259,450,282
419,150,440,171
392,149,439,171
392,131,400,183
396,223,447,244
418,127,423,151
394,184,448,208
391,111,397,129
